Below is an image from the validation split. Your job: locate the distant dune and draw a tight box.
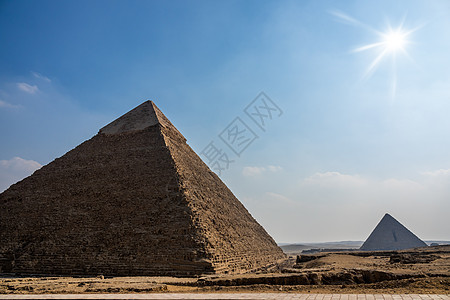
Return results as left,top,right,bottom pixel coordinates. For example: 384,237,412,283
280,240,450,254
425,240,450,245
280,241,363,254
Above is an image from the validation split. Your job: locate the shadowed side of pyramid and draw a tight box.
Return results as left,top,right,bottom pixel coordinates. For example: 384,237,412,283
0,100,285,276
159,113,284,274
360,213,427,251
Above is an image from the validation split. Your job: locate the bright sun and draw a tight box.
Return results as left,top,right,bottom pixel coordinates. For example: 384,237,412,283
331,10,423,98
383,30,407,52
352,24,416,79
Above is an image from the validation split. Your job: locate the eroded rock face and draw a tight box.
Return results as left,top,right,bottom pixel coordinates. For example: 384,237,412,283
360,213,427,251
192,269,420,286
389,253,439,264
0,101,285,276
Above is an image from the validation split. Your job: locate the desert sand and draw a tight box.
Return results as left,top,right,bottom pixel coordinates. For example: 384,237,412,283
1,245,448,294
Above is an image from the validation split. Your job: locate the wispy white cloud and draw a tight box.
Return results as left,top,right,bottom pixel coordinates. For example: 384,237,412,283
422,169,450,177
0,157,42,192
299,171,425,204
242,165,283,177
31,71,51,82
265,191,294,204
0,157,41,172
302,171,367,188
267,165,283,172
419,169,450,188
17,82,39,94
0,100,21,109
242,166,265,176
301,171,424,193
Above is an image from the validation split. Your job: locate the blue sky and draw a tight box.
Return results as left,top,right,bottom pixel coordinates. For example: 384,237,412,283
1,0,450,243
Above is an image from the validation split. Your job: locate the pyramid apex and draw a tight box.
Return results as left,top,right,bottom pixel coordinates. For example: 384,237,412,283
382,213,399,223
99,100,175,135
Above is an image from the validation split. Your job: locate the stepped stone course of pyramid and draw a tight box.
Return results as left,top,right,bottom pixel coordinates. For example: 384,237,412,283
360,213,428,251
0,101,285,276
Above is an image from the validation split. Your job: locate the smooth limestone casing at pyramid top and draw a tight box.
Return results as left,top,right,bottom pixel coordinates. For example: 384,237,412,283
0,101,285,276
360,213,428,251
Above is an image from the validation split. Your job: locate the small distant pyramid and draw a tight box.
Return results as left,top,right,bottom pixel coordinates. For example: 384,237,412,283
0,100,285,276
360,213,427,251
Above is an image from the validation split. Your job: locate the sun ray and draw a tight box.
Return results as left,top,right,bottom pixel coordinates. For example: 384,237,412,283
334,11,424,98
398,46,416,65
364,48,389,78
329,10,382,35
353,42,385,53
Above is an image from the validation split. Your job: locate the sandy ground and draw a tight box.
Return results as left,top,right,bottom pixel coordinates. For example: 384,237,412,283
1,245,449,294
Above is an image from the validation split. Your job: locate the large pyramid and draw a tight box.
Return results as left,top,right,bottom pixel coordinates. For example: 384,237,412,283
0,101,285,276
360,213,427,251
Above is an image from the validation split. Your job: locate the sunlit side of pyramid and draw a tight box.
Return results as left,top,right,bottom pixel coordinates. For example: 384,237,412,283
360,213,427,251
0,101,285,276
